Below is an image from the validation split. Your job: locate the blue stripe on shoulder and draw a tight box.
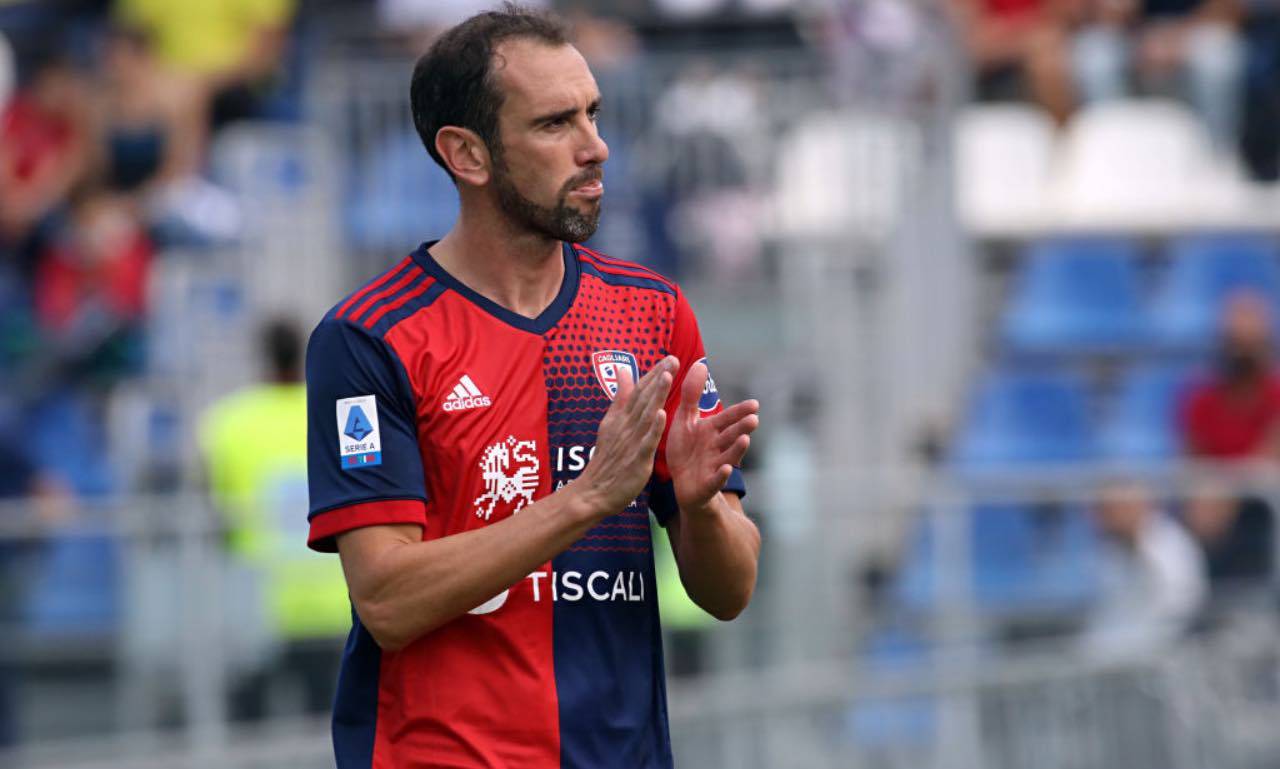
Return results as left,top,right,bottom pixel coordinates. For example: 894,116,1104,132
327,259,417,323
579,261,677,296
577,247,671,278
348,269,430,326
367,281,448,337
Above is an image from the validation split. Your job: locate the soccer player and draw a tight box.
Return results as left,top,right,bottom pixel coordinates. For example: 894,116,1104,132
305,6,761,768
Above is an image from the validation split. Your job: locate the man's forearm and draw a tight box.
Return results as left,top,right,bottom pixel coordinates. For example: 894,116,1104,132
340,356,679,652
339,487,603,651
670,493,760,621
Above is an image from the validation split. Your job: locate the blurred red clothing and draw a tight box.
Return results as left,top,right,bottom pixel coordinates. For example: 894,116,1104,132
1180,372,1280,458
34,227,152,333
984,0,1046,18
0,94,76,185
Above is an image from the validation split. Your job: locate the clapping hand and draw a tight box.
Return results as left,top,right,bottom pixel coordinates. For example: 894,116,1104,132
665,361,759,514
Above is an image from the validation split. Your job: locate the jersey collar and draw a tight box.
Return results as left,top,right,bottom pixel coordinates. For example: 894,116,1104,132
411,240,580,335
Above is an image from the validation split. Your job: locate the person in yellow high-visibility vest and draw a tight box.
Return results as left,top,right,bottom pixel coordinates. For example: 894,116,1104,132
652,522,715,678
200,318,349,720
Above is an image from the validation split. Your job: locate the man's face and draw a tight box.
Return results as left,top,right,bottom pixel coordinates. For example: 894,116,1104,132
1219,293,1274,381
1096,483,1150,546
486,39,608,243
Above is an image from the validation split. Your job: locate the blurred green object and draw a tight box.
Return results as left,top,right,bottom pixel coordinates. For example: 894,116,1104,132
200,382,350,639
652,522,712,630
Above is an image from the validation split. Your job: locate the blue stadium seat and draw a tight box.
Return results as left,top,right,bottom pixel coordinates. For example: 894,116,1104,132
346,130,460,252
22,533,120,641
894,503,1100,616
951,367,1097,469
846,627,937,747
26,391,116,497
1150,233,1280,349
1001,237,1149,355
1099,364,1200,461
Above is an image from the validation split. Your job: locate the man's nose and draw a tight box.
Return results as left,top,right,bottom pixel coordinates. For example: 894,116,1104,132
576,124,609,167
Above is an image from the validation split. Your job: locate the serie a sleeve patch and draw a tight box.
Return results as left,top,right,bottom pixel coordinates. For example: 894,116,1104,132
336,395,383,469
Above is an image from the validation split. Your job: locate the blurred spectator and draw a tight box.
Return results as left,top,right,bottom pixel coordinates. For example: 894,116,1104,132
1184,481,1272,591
93,25,241,247
199,318,348,722
1081,480,1206,657
96,26,205,195
649,67,766,279
1179,291,1280,461
949,0,1077,123
113,0,295,130
1072,0,1244,149
814,0,934,102
0,54,93,260
32,184,151,386
1240,0,1280,181
1178,292,1279,596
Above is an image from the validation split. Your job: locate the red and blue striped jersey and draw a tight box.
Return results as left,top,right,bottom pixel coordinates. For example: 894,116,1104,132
305,241,745,769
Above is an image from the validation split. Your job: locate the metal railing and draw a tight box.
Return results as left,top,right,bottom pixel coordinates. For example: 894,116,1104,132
0,462,1276,767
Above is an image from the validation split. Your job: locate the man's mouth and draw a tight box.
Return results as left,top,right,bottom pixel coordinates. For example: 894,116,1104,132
566,170,604,199
570,179,604,198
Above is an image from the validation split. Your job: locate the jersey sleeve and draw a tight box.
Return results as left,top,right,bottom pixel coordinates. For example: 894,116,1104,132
649,288,747,526
305,317,428,552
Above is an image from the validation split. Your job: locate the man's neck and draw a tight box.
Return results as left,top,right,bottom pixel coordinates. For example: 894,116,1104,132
430,207,566,320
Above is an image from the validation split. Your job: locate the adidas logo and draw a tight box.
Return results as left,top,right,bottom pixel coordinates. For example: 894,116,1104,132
443,374,492,412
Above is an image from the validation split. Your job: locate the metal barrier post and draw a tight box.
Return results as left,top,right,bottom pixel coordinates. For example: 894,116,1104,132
177,494,227,764
931,483,984,769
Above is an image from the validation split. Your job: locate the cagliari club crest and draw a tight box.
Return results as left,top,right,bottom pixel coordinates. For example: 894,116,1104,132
592,350,640,400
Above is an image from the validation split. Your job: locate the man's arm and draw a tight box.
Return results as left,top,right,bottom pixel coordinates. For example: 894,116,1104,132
664,362,762,621
337,356,677,652
667,491,760,621
337,492,599,652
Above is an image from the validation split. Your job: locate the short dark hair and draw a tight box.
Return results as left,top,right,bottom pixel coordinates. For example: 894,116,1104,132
409,3,571,180
260,317,302,382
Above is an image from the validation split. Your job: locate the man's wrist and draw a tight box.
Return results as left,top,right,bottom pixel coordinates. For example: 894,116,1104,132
562,482,607,525
677,490,724,520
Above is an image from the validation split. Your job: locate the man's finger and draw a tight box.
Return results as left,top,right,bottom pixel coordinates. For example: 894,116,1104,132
677,361,708,425
640,409,667,453
718,434,751,468
714,414,759,452
629,357,676,418
613,362,637,406
711,464,734,490
709,399,759,430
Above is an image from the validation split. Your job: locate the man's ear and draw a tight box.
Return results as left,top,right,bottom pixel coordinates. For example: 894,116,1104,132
435,126,492,186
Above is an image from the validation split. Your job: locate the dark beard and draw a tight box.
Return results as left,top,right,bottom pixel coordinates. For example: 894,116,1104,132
1219,346,1267,382
491,150,601,243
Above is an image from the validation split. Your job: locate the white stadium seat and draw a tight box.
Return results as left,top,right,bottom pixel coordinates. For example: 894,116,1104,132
1052,100,1224,229
773,110,920,242
954,104,1056,236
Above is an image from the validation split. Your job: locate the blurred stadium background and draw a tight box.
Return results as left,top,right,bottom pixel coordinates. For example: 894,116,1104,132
3,0,1280,767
